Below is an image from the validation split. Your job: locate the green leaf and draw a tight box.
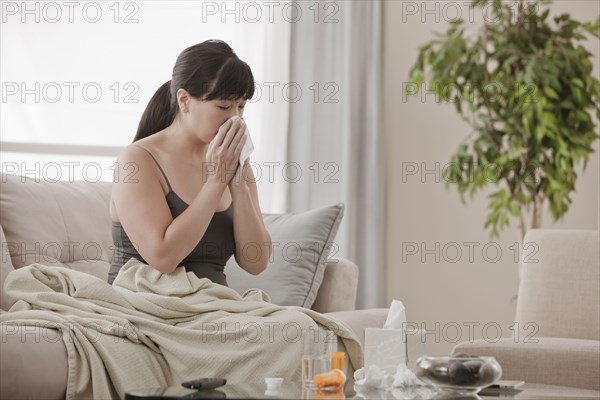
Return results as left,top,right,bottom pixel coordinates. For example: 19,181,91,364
534,126,545,142
543,86,559,99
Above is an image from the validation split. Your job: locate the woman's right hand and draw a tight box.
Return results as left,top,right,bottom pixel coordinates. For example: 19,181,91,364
205,117,247,187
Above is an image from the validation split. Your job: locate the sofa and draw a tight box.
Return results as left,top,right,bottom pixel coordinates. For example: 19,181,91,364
0,173,389,399
453,229,600,390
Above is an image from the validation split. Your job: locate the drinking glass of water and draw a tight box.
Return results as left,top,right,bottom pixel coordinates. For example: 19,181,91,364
301,328,337,387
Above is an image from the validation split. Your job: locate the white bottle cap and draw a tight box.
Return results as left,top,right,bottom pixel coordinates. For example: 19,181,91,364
264,377,283,387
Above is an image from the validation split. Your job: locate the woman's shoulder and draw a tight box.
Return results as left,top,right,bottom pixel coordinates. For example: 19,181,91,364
115,145,147,170
113,135,171,194
117,136,162,162
113,140,159,183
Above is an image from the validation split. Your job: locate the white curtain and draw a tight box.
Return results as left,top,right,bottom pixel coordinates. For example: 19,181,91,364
232,9,292,214
285,1,385,309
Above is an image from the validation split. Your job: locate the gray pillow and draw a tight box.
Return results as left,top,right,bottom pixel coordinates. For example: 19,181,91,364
224,203,344,308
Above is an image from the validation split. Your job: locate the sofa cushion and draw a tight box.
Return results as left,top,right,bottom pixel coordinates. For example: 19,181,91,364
224,203,345,308
0,173,113,282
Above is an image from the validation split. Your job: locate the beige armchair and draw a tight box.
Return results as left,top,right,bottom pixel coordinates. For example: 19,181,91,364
453,229,600,390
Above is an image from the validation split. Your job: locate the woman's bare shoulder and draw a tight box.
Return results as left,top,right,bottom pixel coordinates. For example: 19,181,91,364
109,143,160,221
116,135,164,164
113,139,164,186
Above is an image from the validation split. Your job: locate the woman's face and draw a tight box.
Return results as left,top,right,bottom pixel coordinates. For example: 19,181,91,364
182,94,247,144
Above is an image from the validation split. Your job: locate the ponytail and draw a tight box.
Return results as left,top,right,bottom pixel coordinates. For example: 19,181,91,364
133,80,175,142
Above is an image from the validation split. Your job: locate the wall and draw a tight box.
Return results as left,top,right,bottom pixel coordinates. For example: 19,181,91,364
383,0,599,355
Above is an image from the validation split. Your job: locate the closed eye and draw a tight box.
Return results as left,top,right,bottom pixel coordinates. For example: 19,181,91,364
218,105,245,110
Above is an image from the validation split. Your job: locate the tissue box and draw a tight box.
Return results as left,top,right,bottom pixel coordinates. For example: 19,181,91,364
364,328,426,374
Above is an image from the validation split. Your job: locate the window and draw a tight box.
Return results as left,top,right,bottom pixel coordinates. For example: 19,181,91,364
1,1,290,212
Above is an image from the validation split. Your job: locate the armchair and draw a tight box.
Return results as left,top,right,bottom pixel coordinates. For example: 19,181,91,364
453,229,600,390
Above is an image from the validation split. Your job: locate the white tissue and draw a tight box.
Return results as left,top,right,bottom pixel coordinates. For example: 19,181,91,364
383,300,406,329
353,363,425,390
239,130,254,166
226,115,254,165
354,365,393,389
392,363,424,387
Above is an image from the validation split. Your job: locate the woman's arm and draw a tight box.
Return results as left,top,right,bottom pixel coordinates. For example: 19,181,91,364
230,159,272,275
112,146,228,274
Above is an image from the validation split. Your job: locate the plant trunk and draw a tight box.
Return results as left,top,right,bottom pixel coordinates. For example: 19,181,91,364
517,205,526,282
518,206,527,243
531,195,542,229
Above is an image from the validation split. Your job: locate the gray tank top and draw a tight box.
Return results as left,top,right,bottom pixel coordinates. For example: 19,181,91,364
107,145,235,286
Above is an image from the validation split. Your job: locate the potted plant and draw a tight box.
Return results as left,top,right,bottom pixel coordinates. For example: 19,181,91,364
406,0,600,241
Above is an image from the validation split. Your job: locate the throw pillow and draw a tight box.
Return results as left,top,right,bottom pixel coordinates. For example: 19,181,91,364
224,203,344,308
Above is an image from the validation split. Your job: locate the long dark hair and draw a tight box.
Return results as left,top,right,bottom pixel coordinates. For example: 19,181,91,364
134,39,255,142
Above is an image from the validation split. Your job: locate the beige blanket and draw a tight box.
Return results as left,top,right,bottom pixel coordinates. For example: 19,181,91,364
0,259,363,400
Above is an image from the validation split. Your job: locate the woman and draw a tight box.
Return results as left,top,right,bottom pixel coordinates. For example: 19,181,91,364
107,40,272,285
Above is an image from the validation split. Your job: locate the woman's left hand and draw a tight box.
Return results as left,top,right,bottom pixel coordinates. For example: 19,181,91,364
228,158,251,195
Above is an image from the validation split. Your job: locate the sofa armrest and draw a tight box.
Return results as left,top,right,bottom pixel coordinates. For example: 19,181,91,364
453,338,600,390
1,224,15,312
325,308,389,347
311,258,359,313
1,325,68,400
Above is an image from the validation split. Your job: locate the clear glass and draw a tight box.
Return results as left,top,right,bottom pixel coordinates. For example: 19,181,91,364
301,329,337,386
302,355,330,387
415,356,502,395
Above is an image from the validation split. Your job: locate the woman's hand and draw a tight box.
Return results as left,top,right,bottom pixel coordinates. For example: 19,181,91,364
229,158,251,195
205,117,247,188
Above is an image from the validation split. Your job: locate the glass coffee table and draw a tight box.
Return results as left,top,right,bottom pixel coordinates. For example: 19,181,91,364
125,382,339,400
125,381,600,399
